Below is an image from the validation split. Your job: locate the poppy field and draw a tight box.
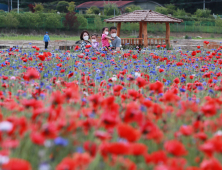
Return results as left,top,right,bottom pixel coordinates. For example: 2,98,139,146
0,42,222,170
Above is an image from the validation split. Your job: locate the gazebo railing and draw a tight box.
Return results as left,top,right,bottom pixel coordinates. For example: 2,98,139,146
121,38,143,46
97,37,169,47
121,38,168,46
148,38,168,46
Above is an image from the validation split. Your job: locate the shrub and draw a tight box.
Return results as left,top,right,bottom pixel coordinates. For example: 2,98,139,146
86,6,100,15
34,3,44,12
155,6,168,15
76,14,87,28
215,17,222,27
173,9,187,17
104,3,120,16
195,9,211,18
57,1,69,13
5,13,19,28
64,12,79,30
45,13,61,29
94,15,102,31
125,5,142,13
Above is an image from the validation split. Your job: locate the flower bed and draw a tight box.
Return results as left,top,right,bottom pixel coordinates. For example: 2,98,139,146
0,43,221,170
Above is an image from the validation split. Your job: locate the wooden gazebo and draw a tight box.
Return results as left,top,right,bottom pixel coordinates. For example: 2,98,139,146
104,10,183,47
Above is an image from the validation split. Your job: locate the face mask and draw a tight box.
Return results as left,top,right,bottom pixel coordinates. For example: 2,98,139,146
83,36,89,40
111,33,117,38
92,39,97,42
105,31,109,35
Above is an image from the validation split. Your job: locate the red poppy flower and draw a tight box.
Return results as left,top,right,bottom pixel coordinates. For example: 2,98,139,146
106,142,130,155
83,141,97,157
200,158,222,170
56,157,76,170
197,46,201,49
156,45,161,48
159,68,164,73
38,55,45,61
130,143,147,156
68,72,74,78
91,57,97,60
149,81,163,94
179,125,193,136
173,77,180,84
145,150,167,164
204,41,209,45
136,77,147,88
164,140,187,156
176,62,183,66
201,103,217,117
85,45,92,48
2,159,31,170
30,132,45,145
132,55,137,59
23,68,40,81
117,123,141,142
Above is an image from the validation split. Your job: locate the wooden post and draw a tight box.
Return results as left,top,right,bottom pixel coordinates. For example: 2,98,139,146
117,22,121,37
139,22,142,45
166,22,170,47
142,22,148,47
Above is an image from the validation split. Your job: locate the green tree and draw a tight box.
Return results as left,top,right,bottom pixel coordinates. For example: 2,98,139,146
67,1,76,12
125,5,142,13
94,15,102,30
173,8,187,17
155,6,168,15
195,9,211,18
86,6,100,14
5,13,19,28
34,3,44,12
45,13,61,29
76,14,87,28
104,3,120,16
57,1,69,13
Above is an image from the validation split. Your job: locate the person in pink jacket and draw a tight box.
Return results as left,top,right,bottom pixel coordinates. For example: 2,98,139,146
91,33,99,51
101,27,113,51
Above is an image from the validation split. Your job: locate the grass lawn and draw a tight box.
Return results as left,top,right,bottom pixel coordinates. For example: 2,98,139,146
0,34,221,41
0,35,80,41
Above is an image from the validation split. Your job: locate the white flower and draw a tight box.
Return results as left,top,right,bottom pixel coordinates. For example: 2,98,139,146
156,66,160,69
44,140,53,148
0,155,9,164
83,92,89,96
10,76,16,80
214,130,222,136
0,121,13,132
56,80,61,84
39,164,51,170
135,72,141,77
192,74,196,77
111,75,117,82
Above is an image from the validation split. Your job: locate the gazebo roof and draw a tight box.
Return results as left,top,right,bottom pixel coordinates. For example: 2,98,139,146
104,10,183,23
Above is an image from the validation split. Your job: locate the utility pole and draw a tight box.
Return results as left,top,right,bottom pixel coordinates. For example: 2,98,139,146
8,0,9,12
17,0,19,14
203,0,205,10
11,0,12,11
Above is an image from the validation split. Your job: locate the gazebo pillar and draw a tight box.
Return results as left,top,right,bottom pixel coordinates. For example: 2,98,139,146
142,22,148,47
166,22,170,47
117,22,121,37
139,22,142,45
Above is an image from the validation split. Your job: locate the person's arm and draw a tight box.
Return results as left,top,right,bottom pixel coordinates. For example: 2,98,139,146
115,38,121,51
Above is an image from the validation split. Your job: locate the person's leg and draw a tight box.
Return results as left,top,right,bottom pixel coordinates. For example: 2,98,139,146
45,42,48,49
